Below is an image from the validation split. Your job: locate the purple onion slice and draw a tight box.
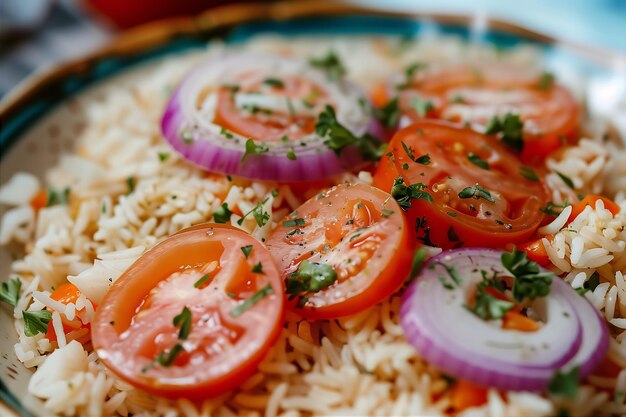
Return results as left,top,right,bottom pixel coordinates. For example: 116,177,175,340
161,51,376,181
400,248,608,391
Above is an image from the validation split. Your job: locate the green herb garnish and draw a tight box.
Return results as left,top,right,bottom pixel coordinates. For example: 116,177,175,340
241,139,269,162
555,171,574,189
213,203,233,224
0,277,21,307
410,96,434,117
285,260,337,302
309,51,346,80
538,72,555,90
241,245,253,259
173,306,191,340
263,78,285,88
501,248,554,303
467,152,489,170
391,177,433,210
283,218,306,227
519,166,539,181
230,284,274,317
23,310,52,337
548,367,580,399
458,184,495,202
194,274,211,288
374,97,400,128
485,113,524,153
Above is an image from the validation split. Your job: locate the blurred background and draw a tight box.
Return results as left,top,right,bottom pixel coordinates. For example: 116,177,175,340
1,0,625,97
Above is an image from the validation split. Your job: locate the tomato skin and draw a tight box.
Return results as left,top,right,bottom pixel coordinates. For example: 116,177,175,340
92,224,284,399
267,183,414,320
393,63,580,163
569,195,620,223
30,189,48,212
45,284,91,343
450,379,488,411
518,238,551,267
371,151,398,193
378,120,548,249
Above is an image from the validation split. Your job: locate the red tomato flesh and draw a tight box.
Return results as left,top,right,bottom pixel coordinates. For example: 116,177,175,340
92,224,284,399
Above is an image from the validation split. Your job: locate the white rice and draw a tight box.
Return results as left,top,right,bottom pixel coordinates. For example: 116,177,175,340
0,35,624,417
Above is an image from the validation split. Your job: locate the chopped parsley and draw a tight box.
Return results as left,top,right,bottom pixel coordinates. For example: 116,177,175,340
0,277,21,307
548,367,580,399
575,272,600,296
46,187,70,207
155,343,184,367
237,199,270,228
373,97,400,128
538,72,555,90
173,306,191,340
241,245,253,259
501,248,554,303
220,127,234,139
213,203,233,224
309,51,346,80
555,171,574,189
467,284,514,320
316,105,385,162
408,247,428,281
283,218,306,227
180,130,194,144
241,139,269,162
540,200,569,216
251,262,264,274
193,274,211,288
158,152,170,162
410,96,434,117
467,152,489,170
286,150,297,160
285,261,337,303
391,177,433,210
519,166,539,181
397,62,427,89
458,184,495,202
401,141,430,165
485,113,524,153
230,284,274,317
263,78,284,88
23,310,52,337
126,177,136,194
381,208,395,218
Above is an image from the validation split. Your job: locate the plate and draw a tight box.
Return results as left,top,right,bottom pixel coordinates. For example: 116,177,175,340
1,2,625,416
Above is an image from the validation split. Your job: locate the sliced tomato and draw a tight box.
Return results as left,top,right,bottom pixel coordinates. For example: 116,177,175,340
214,74,330,142
391,63,580,163
266,183,414,320
375,120,548,248
92,224,284,399
450,379,488,411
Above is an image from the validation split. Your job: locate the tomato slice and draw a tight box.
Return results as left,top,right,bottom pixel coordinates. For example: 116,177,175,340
375,120,548,248
266,183,414,320
394,63,580,163
92,224,284,399
214,74,330,142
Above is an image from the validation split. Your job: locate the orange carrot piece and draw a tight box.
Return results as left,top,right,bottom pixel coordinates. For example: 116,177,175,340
450,379,488,411
569,195,620,223
502,310,540,332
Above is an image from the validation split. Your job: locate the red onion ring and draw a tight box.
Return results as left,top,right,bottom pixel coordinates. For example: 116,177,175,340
161,52,375,181
400,248,608,391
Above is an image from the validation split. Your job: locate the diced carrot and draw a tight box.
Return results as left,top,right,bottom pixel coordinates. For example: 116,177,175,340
569,195,620,223
450,379,488,411
370,81,390,108
50,283,82,305
502,310,541,332
30,189,48,212
518,237,551,267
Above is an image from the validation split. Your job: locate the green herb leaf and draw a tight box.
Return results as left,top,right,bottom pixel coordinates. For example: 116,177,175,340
408,247,428,281
193,274,211,288
155,343,184,367
251,262,264,274
555,171,574,189
373,97,400,128
467,152,490,170
237,199,270,228
391,177,433,210
241,245,253,259
501,248,554,303
538,72,555,90
263,78,284,88
172,306,191,340
316,105,385,162
428,262,462,289
309,51,346,80
158,152,170,162
46,187,71,207
283,218,306,227
213,203,233,224
401,141,430,165
466,285,514,320
180,130,194,144
575,272,601,296
519,166,539,181
458,184,495,202
220,127,234,139
23,310,52,337
540,200,569,217
241,139,269,162
285,260,337,300
381,208,395,218
397,62,427,89
485,113,524,153
0,277,21,307
230,284,274,317
410,96,434,117
548,367,580,399
286,150,297,160
126,177,136,194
